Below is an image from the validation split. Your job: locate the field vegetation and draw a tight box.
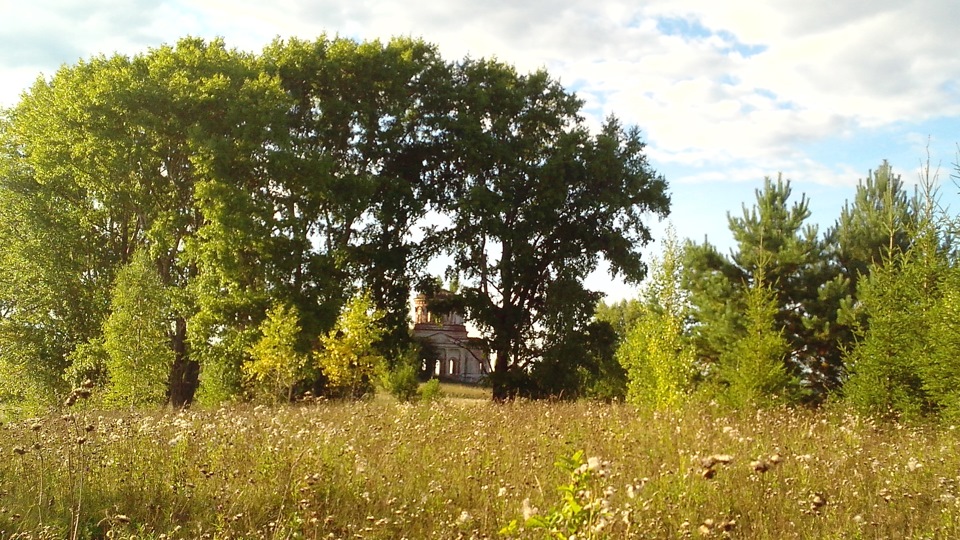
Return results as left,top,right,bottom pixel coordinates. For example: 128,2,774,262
4,33,960,540
4,396,960,539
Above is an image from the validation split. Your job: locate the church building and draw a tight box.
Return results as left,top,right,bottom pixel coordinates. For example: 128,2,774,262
412,292,490,383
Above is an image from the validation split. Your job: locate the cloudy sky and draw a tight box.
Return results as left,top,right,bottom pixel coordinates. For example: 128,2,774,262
3,1,959,298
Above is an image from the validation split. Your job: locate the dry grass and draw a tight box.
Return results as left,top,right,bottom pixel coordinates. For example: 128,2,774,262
1,399,958,539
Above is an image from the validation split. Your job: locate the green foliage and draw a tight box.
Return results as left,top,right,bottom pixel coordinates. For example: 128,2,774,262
418,378,444,402
64,338,109,390
315,291,387,398
385,347,422,402
617,228,694,409
594,298,646,343
102,251,174,406
243,302,307,403
0,34,671,408
684,176,835,398
925,268,960,421
500,450,613,539
842,187,947,419
437,60,670,398
714,266,798,408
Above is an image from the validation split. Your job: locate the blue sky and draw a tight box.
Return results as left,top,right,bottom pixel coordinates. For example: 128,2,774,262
3,1,959,300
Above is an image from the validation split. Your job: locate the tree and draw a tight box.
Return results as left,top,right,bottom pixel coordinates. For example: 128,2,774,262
714,264,797,407
244,302,307,402
594,298,646,344
103,251,175,406
315,291,387,398
438,59,669,399
617,227,695,409
828,161,916,368
842,166,951,418
684,176,830,397
0,38,279,408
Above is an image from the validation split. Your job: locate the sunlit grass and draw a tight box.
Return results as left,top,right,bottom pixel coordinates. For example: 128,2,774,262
1,399,958,538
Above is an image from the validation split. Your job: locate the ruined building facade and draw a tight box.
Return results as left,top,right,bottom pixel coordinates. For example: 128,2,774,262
412,293,490,383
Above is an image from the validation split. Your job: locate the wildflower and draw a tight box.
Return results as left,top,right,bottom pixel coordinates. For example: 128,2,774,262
522,498,537,521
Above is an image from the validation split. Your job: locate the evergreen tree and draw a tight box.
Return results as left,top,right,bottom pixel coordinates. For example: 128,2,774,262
714,263,797,407
828,161,916,374
684,176,828,397
842,167,952,418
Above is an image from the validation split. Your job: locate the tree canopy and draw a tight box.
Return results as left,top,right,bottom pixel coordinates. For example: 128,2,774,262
0,35,668,410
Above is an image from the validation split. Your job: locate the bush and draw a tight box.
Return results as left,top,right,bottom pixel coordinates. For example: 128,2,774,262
419,378,444,402
387,362,420,402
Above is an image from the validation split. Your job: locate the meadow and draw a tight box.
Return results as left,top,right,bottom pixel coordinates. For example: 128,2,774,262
2,389,959,539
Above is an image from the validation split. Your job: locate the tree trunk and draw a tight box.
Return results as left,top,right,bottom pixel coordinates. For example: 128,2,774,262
491,343,512,401
168,317,199,407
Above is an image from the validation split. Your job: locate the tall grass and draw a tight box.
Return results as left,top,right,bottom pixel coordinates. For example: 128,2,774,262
1,399,958,538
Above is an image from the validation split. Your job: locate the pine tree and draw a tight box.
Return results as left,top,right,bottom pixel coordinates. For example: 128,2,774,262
715,263,797,407
684,176,827,397
842,163,950,418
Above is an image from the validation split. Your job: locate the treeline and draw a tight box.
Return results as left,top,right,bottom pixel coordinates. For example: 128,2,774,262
608,162,960,420
0,36,668,414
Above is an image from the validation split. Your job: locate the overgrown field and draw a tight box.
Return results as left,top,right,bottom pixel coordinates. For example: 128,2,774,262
2,398,959,539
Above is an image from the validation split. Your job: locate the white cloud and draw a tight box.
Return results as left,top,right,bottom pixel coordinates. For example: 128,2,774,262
3,1,959,187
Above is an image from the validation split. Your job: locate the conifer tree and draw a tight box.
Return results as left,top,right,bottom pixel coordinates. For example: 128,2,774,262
842,165,952,418
715,262,797,407
684,176,828,397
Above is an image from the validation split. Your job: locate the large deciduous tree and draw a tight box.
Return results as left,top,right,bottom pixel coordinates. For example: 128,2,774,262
0,35,670,408
439,60,669,399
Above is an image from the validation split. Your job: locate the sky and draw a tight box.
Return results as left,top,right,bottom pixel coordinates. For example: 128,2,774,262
3,1,960,300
